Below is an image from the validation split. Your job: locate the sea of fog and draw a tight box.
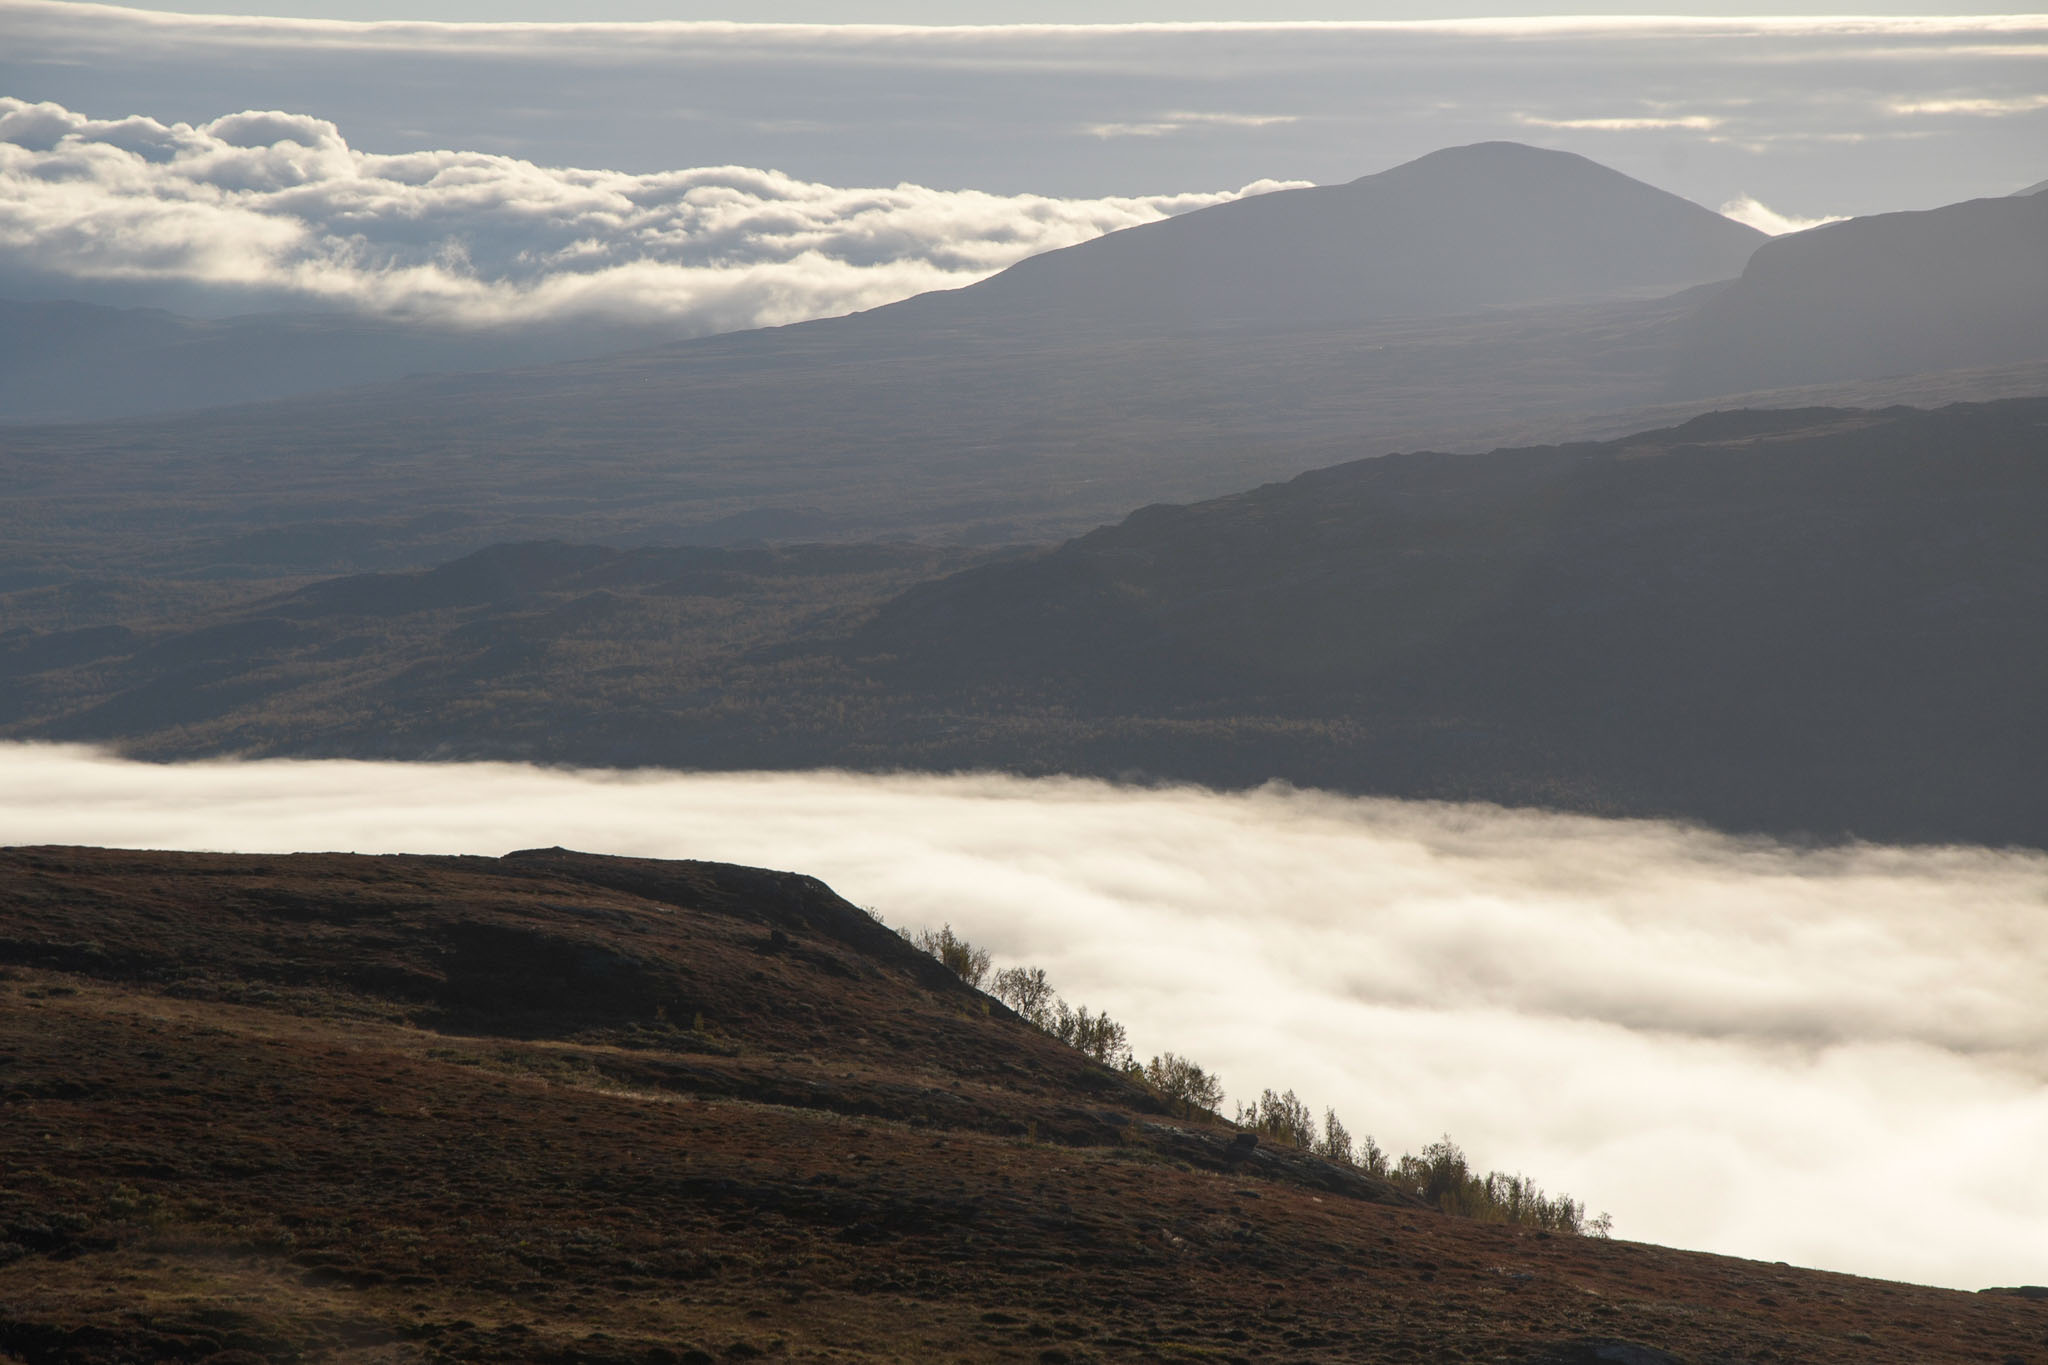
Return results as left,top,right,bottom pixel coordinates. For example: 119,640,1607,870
3,742,2043,1292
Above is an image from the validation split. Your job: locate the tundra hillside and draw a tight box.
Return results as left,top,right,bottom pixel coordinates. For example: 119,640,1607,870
5,845,2048,1362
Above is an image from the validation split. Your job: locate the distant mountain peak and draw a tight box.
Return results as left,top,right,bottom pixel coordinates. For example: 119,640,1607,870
911,141,1763,335
1353,139,1625,180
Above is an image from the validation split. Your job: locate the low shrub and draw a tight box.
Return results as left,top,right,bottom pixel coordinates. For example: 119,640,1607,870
898,919,1607,1236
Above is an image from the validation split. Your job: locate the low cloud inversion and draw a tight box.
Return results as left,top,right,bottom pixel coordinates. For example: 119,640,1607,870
1,744,2043,1292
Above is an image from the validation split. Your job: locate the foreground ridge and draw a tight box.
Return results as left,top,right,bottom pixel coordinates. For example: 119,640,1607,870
2,845,2043,1362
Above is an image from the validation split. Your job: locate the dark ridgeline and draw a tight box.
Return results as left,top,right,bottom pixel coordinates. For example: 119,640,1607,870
854,399,2048,847
7,399,2045,849
1670,189,2048,398
1,141,2044,847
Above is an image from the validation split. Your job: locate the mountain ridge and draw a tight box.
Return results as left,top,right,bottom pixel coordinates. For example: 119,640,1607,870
878,140,1764,335
8,398,2047,847
1670,189,2048,397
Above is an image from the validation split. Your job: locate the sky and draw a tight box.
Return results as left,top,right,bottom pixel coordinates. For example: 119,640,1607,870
89,0,2048,17
4,1,2045,328
5,745,2047,1294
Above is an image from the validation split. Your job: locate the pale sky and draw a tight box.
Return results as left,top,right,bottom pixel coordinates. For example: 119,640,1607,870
5,1,2045,322
94,0,2048,15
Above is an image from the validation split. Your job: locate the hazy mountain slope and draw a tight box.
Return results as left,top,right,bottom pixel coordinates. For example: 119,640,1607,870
0,541,985,764
2015,177,2048,196
0,143,1757,427
0,297,686,424
851,397,2048,846
9,400,2047,847
4,843,2040,1362
882,141,1765,334
1669,191,2048,397
0,290,1721,578
0,144,1779,576
4,148,2036,585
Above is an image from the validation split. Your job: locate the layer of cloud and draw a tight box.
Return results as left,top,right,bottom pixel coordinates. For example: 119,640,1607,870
18,4,2048,43
0,96,1301,327
1517,113,1723,132
1886,93,2048,117
1082,110,1299,139
3,742,2045,1293
8,1,2047,226
1717,194,1849,235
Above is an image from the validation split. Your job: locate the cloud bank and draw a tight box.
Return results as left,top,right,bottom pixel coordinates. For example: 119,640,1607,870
3,743,2044,1293
0,97,1300,326
8,3,2043,232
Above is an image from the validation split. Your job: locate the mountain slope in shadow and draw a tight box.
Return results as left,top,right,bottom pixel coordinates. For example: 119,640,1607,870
853,397,2048,846
1669,189,2048,397
7,400,2046,848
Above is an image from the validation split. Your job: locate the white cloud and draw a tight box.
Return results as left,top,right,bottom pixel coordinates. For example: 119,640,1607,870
14,4,2048,44
1886,93,2048,117
9,2,2048,225
3,741,2045,1294
1082,110,1300,139
1717,193,1848,234
1516,113,1722,132
0,96,1304,328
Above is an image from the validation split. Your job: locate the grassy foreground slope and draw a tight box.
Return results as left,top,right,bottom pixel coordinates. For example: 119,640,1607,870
4,845,2047,1363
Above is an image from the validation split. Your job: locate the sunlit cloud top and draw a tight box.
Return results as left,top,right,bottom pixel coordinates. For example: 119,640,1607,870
3,744,2046,1293
0,96,1302,326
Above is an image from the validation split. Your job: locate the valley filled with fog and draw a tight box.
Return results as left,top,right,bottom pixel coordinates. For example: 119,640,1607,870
7,742,2043,1293
5,3,2048,1351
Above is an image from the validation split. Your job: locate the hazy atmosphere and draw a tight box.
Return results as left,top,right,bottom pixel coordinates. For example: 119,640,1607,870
6,0,2046,1354
5,4,2045,326
7,744,2044,1293
0,95,1308,325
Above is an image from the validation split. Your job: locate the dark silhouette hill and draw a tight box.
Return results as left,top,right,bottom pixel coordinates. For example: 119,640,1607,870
0,297,685,425
851,397,2048,845
1669,190,2048,398
7,399,2047,847
5,842,2043,1362
882,141,1764,335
